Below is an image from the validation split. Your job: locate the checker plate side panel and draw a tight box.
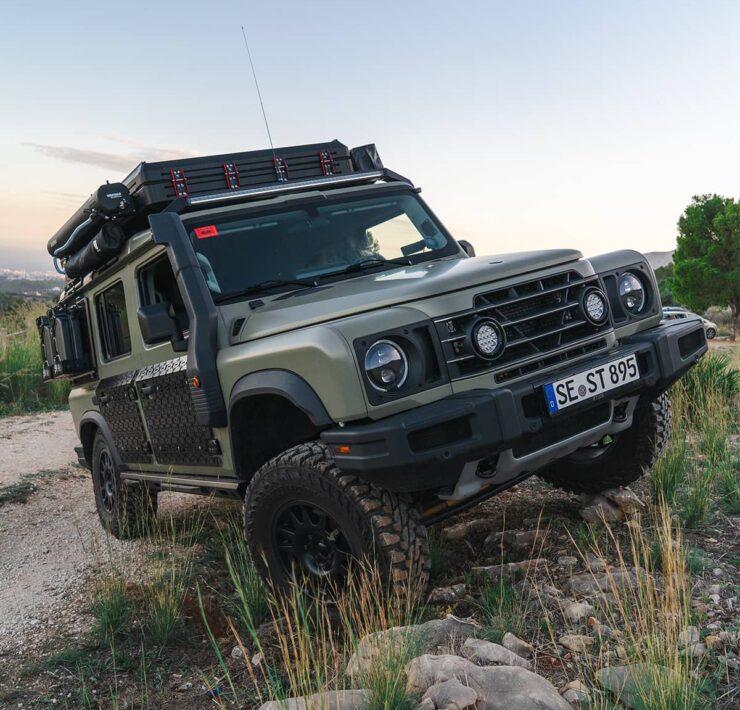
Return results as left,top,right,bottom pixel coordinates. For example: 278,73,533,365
97,370,151,464
136,357,221,467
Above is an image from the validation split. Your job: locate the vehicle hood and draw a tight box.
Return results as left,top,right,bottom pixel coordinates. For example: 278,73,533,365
228,249,583,342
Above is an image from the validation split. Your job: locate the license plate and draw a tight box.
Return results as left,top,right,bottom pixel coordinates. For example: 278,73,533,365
544,354,640,414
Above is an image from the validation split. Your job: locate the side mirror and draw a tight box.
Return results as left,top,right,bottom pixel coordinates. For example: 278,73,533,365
137,303,184,350
458,240,476,257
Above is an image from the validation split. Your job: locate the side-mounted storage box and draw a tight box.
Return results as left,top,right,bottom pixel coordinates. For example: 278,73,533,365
37,299,95,380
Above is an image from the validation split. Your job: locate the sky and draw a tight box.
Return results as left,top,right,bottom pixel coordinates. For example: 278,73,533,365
1,0,739,272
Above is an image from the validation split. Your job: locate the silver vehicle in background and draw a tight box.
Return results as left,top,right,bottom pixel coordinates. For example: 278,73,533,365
662,307,717,339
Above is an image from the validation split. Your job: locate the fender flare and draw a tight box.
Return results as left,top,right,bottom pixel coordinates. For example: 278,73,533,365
228,370,333,428
78,411,126,470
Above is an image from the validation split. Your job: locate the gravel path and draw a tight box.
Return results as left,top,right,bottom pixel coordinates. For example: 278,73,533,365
0,410,79,487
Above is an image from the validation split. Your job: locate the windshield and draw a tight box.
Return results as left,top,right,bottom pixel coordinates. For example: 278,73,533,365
186,191,457,301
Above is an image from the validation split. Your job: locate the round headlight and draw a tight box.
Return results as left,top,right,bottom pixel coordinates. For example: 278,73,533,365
364,340,408,392
582,288,609,325
618,272,646,314
471,318,505,359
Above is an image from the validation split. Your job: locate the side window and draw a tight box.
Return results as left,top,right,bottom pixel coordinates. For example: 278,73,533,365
95,282,131,360
138,255,190,336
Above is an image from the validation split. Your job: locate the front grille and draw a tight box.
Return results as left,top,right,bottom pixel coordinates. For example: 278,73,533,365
435,271,612,381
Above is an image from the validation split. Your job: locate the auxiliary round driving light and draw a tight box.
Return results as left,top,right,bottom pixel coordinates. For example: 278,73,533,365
471,318,506,359
581,287,610,325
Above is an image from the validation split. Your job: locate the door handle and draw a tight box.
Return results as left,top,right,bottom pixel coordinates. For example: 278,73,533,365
140,383,155,396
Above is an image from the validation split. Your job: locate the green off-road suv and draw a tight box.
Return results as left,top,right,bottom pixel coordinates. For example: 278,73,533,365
39,141,707,597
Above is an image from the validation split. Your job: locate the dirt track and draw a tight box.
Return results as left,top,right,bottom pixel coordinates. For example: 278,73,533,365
0,412,205,660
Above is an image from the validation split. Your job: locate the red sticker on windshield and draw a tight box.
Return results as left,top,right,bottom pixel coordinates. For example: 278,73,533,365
194,225,219,239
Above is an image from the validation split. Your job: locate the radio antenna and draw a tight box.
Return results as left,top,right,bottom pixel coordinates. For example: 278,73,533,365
241,25,278,166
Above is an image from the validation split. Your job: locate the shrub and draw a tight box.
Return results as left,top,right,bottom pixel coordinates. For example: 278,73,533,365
0,302,68,415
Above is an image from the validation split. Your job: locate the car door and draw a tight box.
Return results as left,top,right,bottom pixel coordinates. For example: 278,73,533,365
134,255,222,467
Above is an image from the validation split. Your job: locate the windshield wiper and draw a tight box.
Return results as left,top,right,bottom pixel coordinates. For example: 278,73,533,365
317,256,412,280
215,278,318,303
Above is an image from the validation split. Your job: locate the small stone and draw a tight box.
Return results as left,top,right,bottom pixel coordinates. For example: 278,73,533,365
561,679,591,706
597,664,670,709
569,568,638,596
176,682,193,692
563,600,595,623
682,643,707,659
602,486,645,515
471,558,547,581
421,677,478,710
708,594,720,605
558,556,578,568
428,584,467,605
443,519,496,541
559,634,595,653
717,631,736,646
501,632,534,659
230,646,243,659
461,637,532,669
707,584,721,595
678,626,700,649
251,652,264,667
259,690,370,710
712,568,724,577
580,495,624,524
585,552,607,572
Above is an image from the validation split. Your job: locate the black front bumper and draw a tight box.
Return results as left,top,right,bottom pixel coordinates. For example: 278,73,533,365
321,318,706,490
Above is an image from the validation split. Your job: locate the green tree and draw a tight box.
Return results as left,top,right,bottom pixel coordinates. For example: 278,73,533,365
672,195,740,339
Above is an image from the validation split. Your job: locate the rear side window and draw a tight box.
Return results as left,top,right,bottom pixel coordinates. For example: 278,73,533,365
95,282,131,360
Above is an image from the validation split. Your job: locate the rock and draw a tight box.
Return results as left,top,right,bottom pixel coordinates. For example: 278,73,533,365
461,638,532,669
557,556,579,569
561,680,591,706
230,645,243,659
428,584,467,605
471,558,547,581
406,654,571,709
346,615,478,676
682,643,707,659
563,600,595,623
592,623,618,640
511,530,546,553
712,568,724,577
176,682,193,692
580,495,625,524
708,594,721,605
585,552,607,572
596,664,669,709
251,652,264,667
678,626,700,649
602,486,645,515
569,568,638,597
717,631,737,647
707,584,721,595
704,635,720,649
559,634,594,653
443,519,497,541
421,677,478,709
501,632,534,659
259,690,370,710
483,530,515,551
415,699,436,710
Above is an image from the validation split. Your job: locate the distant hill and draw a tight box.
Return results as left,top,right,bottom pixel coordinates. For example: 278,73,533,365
644,251,674,270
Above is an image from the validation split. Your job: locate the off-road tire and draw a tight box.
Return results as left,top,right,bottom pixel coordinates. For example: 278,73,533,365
91,431,157,539
705,328,716,340
537,393,672,494
243,441,430,600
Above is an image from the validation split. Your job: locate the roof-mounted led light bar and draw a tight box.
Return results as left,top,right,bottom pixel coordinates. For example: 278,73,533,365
185,170,398,208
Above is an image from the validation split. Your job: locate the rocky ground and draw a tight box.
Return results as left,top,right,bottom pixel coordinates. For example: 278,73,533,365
0,345,738,708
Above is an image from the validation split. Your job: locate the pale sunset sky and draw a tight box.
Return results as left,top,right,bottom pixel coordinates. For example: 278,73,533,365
1,0,739,271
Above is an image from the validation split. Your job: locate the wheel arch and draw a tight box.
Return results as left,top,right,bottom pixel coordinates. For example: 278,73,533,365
79,411,125,470
228,370,333,484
